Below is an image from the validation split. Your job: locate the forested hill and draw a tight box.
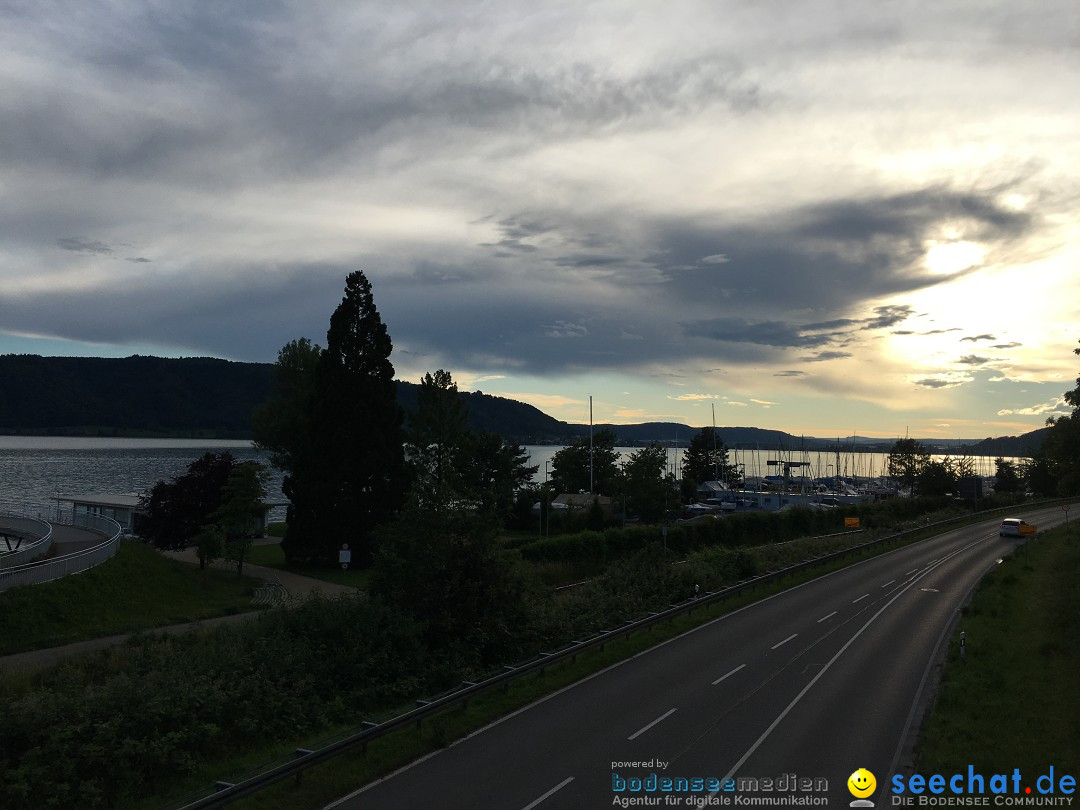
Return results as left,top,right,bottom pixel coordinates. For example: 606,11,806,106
0,355,274,438
0,355,1051,452
0,354,570,441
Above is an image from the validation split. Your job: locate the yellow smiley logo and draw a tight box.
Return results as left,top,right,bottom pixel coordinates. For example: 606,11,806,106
848,768,877,799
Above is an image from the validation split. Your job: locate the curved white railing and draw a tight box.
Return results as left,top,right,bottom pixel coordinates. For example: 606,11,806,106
0,514,53,568
0,513,122,592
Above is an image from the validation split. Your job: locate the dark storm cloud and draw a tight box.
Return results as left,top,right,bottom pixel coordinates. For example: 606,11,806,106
550,255,626,269
961,334,996,342
0,263,349,361
4,6,763,190
56,237,113,255
992,342,1022,349
683,318,855,349
913,378,957,388
0,0,1069,400
649,187,1033,316
799,351,853,362
862,305,915,330
957,355,992,365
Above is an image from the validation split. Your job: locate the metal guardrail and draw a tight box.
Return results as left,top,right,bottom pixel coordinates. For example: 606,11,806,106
173,497,1071,809
0,514,53,568
0,513,122,592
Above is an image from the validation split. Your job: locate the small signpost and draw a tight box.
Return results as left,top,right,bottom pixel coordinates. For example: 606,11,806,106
1063,504,1071,528
844,516,861,529
339,543,351,571
960,631,966,658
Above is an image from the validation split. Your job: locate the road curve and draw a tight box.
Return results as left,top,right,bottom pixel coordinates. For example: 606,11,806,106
328,505,1073,810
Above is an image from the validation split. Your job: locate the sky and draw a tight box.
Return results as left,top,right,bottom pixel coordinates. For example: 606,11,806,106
2,1,1078,439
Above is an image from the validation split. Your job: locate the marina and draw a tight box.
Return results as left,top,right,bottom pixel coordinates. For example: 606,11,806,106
0,437,1023,523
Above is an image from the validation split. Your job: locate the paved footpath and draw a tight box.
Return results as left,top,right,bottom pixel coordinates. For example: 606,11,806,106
160,544,359,600
0,541,359,675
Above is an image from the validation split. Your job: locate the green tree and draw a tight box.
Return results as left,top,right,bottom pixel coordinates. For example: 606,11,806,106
252,337,322,470
993,457,1023,494
405,369,468,498
210,461,269,577
550,428,621,495
402,369,537,521
282,271,406,566
454,430,537,522
621,443,676,523
886,438,931,495
1040,340,1080,495
681,427,740,488
1023,452,1058,497
371,501,530,665
193,524,224,570
138,452,237,550
916,458,957,497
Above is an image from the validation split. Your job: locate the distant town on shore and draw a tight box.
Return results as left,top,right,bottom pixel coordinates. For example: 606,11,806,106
0,354,1048,456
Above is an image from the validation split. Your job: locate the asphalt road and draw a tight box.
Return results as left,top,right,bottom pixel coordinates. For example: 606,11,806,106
328,505,1074,810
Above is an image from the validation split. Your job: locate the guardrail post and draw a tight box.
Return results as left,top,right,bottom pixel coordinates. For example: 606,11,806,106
502,665,515,694
415,699,432,729
293,748,314,784
461,681,477,708
360,720,378,752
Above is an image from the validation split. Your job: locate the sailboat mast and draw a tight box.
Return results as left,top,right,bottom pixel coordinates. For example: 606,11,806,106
712,403,718,482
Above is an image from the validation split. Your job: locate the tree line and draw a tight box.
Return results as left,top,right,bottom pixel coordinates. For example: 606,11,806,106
886,341,1080,500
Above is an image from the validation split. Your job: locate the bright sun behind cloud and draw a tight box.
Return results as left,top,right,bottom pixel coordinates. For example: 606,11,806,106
923,240,986,276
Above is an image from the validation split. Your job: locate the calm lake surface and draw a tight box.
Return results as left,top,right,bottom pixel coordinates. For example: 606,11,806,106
0,438,283,521
0,437,1013,522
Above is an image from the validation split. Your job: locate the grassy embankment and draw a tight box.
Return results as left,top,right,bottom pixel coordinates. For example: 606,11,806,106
0,503,1044,808
0,540,263,655
918,520,1080,773
163,510,1008,809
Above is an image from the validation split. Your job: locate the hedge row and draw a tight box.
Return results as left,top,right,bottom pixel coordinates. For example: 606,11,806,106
516,496,972,564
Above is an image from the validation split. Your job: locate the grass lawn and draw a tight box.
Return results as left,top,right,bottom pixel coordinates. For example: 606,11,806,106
246,541,370,589
0,540,264,656
917,522,1080,774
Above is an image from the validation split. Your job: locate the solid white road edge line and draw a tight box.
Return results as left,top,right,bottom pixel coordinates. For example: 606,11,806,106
718,537,987,785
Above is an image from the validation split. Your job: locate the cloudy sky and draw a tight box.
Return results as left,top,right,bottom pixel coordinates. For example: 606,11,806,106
2,1,1078,438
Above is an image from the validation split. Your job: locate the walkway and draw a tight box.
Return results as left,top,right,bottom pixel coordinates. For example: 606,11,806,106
160,544,359,600
0,541,359,675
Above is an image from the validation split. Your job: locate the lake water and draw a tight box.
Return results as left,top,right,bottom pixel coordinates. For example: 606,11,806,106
0,438,1016,522
0,438,285,521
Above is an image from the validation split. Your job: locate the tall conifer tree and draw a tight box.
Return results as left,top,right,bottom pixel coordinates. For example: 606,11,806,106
282,271,405,565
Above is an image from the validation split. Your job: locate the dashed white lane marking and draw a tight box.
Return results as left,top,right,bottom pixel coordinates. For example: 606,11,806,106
628,708,677,741
713,664,747,685
771,633,798,650
521,777,575,810
852,593,869,603
817,611,838,623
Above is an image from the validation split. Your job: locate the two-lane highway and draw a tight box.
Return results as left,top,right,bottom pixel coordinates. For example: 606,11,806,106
329,505,1072,809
